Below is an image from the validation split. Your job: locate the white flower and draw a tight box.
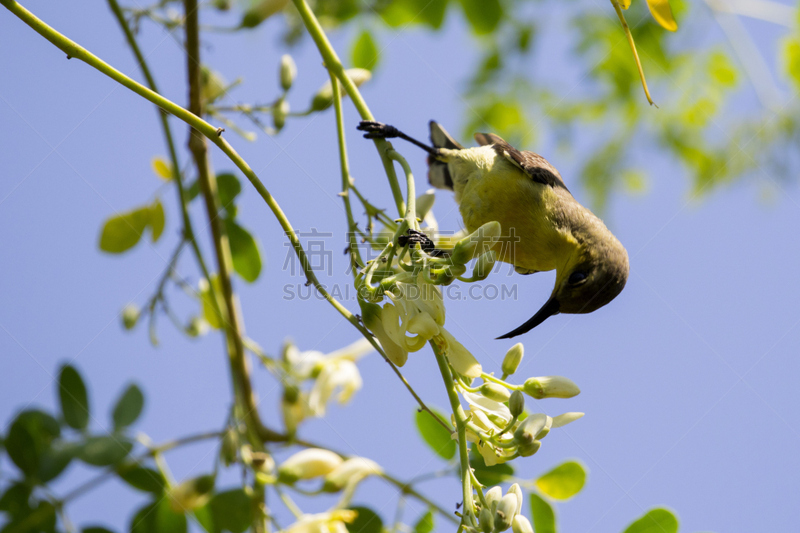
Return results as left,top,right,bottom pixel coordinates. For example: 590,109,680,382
283,510,357,533
308,358,362,416
437,329,482,379
278,449,343,483
322,456,383,492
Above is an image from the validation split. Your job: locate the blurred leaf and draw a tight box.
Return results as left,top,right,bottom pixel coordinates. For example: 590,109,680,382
645,0,677,32
225,220,262,283
240,0,289,28
200,66,228,104
98,207,151,254
152,157,173,180
130,499,187,533
117,463,166,494
464,97,528,146
379,0,448,29
216,173,241,215
200,276,225,330
169,474,215,512
197,489,252,533
38,441,76,482
783,38,800,89
351,29,380,71
708,50,737,88
83,528,116,533
459,0,502,35
535,461,587,501
2,500,57,533
413,510,434,533
150,200,165,242
78,436,133,467
5,410,60,479
0,483,32,517
346,506,383,533
414,408,455,460
529,492,556,533
622,508,679,533
112,384,144,431
469,451,514,486
186,179,201,202
622,171,647,194
58,365,89,431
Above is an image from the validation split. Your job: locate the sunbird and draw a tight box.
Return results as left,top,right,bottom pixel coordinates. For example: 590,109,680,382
358,120,629,339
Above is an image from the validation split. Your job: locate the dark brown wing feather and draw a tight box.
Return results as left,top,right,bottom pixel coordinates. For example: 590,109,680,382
474,132,569,192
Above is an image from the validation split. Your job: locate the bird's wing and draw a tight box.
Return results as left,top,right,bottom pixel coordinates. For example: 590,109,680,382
474,132,569,191
430,121,464,150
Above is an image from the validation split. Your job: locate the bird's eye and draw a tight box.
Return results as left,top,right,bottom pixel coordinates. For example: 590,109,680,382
568,271,587,285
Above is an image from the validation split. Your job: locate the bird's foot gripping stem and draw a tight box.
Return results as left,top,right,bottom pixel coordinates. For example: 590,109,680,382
398,229,448,257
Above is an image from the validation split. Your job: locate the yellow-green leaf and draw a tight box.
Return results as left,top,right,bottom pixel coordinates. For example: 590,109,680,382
351,29,380,71
150,200,165,242
151,157,173,180
99,207,151,254
459,0,502,35
225,220,262,283
623,508,678,533
535,461,587,500
782,38,800,89
708,51,737,88
529,492,556,533
645,0,677,31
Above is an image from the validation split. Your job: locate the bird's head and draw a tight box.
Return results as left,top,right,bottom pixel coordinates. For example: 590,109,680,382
497,229,629,339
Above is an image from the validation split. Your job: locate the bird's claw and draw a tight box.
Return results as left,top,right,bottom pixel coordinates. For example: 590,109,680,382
357,121,400,139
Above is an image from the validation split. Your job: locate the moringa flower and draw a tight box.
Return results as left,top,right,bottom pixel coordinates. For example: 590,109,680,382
322,456,383,492
278,448,343,484
283,510,357,533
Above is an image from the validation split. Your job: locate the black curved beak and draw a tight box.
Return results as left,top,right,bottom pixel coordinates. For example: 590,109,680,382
497,296,561,339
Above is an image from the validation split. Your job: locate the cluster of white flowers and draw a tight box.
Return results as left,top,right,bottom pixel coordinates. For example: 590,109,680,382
280,338,373,432
477,483,535,533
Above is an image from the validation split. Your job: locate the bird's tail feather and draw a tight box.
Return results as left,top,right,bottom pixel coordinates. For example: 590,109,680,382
427,121,462,191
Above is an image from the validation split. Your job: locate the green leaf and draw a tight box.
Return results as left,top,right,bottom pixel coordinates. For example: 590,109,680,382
152,157,173,180
38,440,77,482
0,483,33,517
346,506,383,533
186,179,201,202
529,492,556,533
205,489,253,533
5,410,61,479
2,500,57,533
379,0,448,29
622,508,678,533
351,30,380,71
413,510,434,533
458,0,502,35
150,200,165,242
78,435,133,467
414,408,455,460
58,364,90,430
117,463,166,494
217,173,241,215
708,51,737,88
112,383,144,430
535,461,587,500
99,206,151,254
130,499,187,533
469,451,514,486
83,528,116,533
225,220,262,283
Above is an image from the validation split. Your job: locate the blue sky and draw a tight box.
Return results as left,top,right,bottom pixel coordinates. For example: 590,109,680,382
2,1,799,532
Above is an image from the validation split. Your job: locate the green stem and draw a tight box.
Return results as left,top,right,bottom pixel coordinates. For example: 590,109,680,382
431,340,476,529
480,372,521,391
330,68,363,276
386,149,417,228
290,0,405,216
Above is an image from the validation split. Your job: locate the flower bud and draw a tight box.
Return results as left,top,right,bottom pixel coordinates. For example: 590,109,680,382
508,390,525,418
512,515,534,533
450,221,501,264
185,316,208,337
250,452,275,473
279,54,296,91
484,486,503,512
277,448,342,484
479,382,511,402
513,413,551,445
310,69,372,112
522,376,580,399
220,427,238,467
501,343,523,376
415,189,436,220
517,439,541,457
494,493,518,531
122,304,140,330
552,412,585,428
470,250,496,281
169,474,215,512
479,506,494,533
322,457,382,492
507,483,523,517
272,98,289,130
